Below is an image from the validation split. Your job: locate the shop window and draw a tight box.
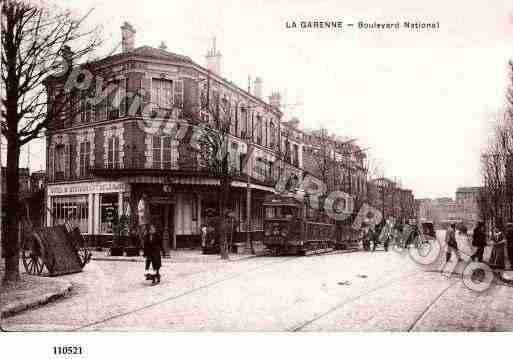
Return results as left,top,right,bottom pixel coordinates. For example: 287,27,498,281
52,195,88,233
100,194,118,234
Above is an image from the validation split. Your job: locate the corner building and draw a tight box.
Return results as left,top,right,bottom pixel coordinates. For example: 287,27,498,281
44,23,286,248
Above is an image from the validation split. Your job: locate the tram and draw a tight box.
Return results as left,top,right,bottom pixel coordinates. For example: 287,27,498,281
262,193,336,255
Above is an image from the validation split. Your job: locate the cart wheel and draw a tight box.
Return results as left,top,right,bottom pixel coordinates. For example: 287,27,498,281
22,248,44,275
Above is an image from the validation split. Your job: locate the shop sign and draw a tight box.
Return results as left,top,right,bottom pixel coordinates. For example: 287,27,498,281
47,181,128,196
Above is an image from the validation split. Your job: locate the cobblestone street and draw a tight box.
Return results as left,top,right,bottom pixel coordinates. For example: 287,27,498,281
3,237,513,331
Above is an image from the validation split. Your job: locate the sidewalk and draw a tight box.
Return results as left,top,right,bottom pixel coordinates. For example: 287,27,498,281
91,247,267,264
0,264,72,319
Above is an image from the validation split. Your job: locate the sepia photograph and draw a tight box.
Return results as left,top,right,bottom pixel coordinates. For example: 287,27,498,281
1,0,513,353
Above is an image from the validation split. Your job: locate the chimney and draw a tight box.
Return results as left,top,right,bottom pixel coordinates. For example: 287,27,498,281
269,92,281,109
159,41,168,51
253,77,262,99
121,22,136,53
205,36,222,75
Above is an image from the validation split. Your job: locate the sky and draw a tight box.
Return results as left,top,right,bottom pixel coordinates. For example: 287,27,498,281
15,0,513,199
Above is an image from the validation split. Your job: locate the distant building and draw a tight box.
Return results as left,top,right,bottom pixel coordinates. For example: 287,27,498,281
1,168,46,229
417,187,481,228
370,177,415,223
455,187,481,226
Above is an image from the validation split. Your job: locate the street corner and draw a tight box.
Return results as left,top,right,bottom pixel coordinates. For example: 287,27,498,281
0,274,72,320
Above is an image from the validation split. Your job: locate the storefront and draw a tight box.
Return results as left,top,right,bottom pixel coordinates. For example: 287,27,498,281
46,177,273,248
46,181,130,239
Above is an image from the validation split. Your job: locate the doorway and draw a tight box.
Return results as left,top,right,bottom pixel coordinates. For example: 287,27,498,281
149,202,175,249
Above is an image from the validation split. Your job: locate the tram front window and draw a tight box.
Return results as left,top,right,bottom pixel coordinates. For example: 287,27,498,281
282,206,296,218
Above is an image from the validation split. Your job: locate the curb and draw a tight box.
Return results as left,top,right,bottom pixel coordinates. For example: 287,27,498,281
92,253,265,263
1,280,72,319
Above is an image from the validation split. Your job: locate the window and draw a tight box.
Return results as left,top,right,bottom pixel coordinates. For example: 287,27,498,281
233,102,238,136
106,137,120,169
265,207,276,219
151,78,173,111
108,79,126,119
270,121,276,148
162,136,178,169
95,94,108,122
52,195,89,233
100,194,118,234
256,115,262,145
229,101,236,135
292,144,299,167
54,144,69,180
153,135,178,169
173,79,183,109
264,118,268,147
71,92,80,125
229,142,239,172
152,135,161,168
81,91,93,123
240,107,248,139
79,141,91,177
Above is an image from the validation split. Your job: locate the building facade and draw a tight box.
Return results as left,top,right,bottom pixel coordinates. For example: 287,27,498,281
44,23,288,247
370,177,415,223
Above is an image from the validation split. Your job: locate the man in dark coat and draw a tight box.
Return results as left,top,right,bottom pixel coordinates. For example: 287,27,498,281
445,223,461,262
471,221,487,263
142,223,162,284
505,223,513,270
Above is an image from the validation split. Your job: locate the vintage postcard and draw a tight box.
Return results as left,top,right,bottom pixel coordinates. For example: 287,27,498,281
1,0,512,356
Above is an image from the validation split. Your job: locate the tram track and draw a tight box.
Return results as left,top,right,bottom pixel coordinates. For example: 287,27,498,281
73,250,352,331
407,278,460,331
288,270,425,331
289,268,462,332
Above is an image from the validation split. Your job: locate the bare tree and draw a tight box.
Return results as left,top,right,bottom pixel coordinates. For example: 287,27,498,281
1,0,101,284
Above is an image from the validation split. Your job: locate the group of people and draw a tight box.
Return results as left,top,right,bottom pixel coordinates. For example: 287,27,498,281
444,220,513,266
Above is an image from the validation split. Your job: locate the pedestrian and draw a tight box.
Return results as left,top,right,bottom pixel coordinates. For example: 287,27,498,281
142,223,162,284
470,221,487,263
445,223,461,262
360,222,370,251
201,224,207,252
489,222,507,269
505,223,513,270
